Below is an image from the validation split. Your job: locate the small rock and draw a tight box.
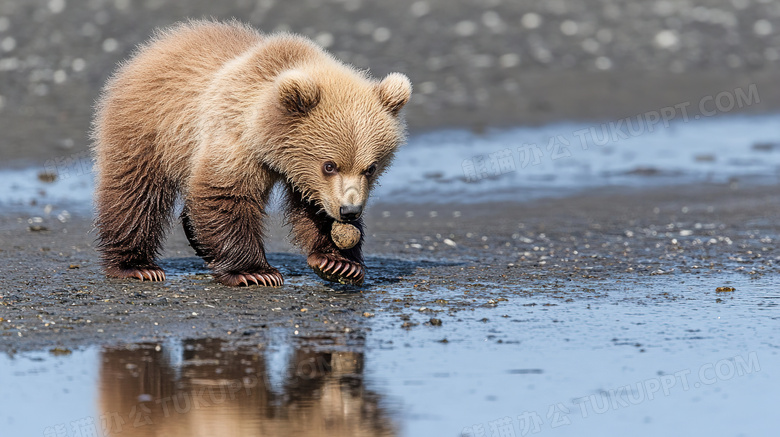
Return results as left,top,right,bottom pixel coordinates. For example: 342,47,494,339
752,142,777,151
49,347,72,356
331,221,361,250
362,312,375,317
37,172,57,183
429,318,442,326
694,154,716,162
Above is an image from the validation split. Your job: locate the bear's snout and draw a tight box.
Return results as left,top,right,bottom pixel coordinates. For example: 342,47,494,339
339,204,363,222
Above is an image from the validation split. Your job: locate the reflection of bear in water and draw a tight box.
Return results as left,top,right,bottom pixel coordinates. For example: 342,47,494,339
92,20,412,287
98,338,396,436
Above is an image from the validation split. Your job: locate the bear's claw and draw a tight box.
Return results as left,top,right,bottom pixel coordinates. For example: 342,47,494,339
106,266,166,282
219,270,284,287
308,253,365,285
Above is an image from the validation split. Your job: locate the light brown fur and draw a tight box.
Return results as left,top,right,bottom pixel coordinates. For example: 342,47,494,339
92,20,411,286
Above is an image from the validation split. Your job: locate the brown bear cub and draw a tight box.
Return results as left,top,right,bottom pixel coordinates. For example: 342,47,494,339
92,20,411,287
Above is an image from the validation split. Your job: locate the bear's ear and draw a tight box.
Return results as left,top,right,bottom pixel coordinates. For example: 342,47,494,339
377,73,412,116
276,70,321,115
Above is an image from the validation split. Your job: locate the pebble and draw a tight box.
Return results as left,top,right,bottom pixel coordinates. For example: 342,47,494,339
372,27,391,43
753,19,772,36
48,0,66,14
102,38,118,52
0,36,15,52
331,221,361,250
654,30,679,49
410,1,430,17
521,13,542,29
314,32,334,48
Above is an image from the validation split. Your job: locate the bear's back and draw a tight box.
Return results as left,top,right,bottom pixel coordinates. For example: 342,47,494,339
93,21,264,182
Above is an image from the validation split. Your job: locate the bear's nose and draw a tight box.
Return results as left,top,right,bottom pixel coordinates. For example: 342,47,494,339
339,204,363,222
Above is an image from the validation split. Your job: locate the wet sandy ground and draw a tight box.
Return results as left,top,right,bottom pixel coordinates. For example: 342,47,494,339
2,181,778,353
2,179,779,435
3,268,777,436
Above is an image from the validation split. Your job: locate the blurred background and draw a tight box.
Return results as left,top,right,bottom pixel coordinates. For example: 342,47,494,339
0,0,778,165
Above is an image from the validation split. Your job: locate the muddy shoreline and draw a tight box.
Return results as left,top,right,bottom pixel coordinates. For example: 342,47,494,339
2,180,777,353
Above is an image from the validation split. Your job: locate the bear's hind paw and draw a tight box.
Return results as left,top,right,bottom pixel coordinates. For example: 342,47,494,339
106,266,166,282
308,253,365,285
218,270,284,287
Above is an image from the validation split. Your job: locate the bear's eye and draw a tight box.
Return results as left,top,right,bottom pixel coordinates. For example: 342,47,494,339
322,161,337,175
364,163,377,177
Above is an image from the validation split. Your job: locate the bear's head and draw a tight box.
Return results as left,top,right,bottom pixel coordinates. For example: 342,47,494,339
270,67,412,222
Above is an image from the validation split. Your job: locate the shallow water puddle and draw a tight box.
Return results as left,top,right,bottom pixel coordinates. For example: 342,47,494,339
1,114,778,213
2,274,777,436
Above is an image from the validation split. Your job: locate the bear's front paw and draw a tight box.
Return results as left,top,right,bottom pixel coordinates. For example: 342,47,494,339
106,265,166,282
307,253,365,285
216,269,284,287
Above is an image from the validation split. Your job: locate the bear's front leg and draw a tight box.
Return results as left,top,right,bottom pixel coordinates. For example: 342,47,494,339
188,174,283,287
284,185,365,285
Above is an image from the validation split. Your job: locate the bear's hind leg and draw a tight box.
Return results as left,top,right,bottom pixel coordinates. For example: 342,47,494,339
284,185,365,285
95,165,177,282
188,173,283,287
